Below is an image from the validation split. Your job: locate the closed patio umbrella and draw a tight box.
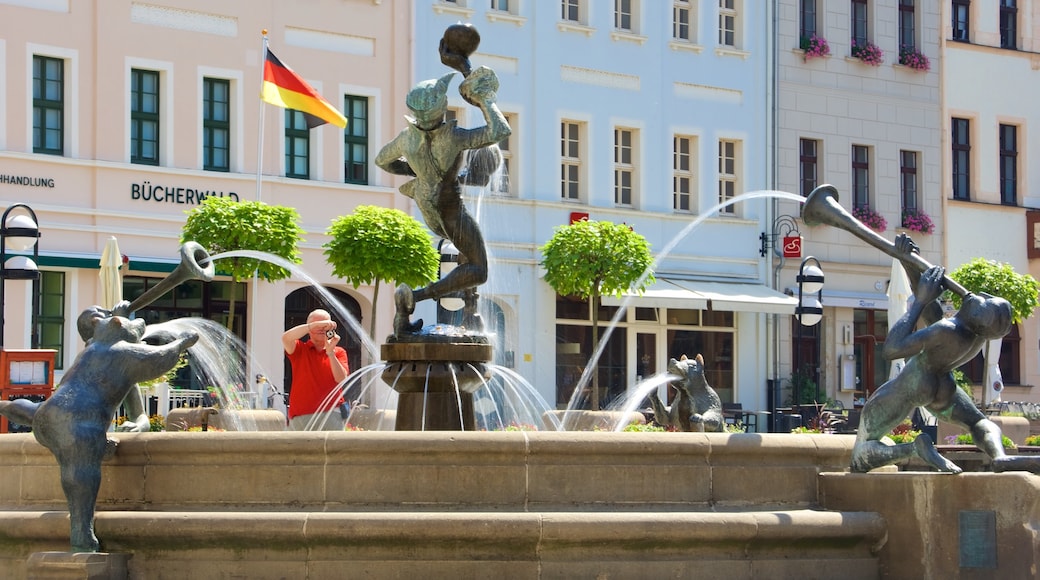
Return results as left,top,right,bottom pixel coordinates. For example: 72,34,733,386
99,236,123,310
887,258,913,380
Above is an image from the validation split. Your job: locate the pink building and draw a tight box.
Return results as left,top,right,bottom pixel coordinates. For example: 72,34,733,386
0,0,413,396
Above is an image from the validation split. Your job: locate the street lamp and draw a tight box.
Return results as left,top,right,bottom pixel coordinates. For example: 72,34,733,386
0,204,42,348
794,256,824,406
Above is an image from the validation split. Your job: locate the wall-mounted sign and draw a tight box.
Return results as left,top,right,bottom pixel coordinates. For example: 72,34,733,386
131,181,239,205
569,212,589,224
782,236,802,258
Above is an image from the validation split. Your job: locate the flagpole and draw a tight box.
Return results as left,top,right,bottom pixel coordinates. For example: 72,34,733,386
256,30,269,203
253,30,267,407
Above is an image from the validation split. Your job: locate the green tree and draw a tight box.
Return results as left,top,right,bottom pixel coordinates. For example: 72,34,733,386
324,205,439,340
181,197,304,331
539,220,654,410
948,258,1039,324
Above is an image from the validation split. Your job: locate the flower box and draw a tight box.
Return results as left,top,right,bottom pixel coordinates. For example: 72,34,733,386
898,45,930,72
900,208,934,234
851,40,883,66
852,206,887,232
800,34,831,61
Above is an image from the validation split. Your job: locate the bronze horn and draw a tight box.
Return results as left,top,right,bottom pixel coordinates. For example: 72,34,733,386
801,184,967,297
127,242,216,313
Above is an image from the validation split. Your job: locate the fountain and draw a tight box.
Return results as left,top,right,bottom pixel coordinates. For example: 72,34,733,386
3,22,1040,580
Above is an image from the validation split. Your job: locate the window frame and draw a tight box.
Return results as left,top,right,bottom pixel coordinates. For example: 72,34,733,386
999,0,1017,49
32,55,64,156
898,0,916,49
718,0,736,48
673,134,695,212
951,117,971,201
202,77,230,172
561,0,583,24
560,120,583,201
130,68,160,166
851,0,869,47
800,0,817,39
343,94,369,185
38,270,66,370
494,112,515,196
285,109,310,180
614,127,636,207
673,0,692,41
717,139,738,215
615,0,633,32
999,123,1017,206
851,144,870,210
952,0,970,42
799,138,818,198
900,150,918,212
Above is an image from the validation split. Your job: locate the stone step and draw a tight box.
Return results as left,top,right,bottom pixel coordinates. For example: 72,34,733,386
0,509,884,580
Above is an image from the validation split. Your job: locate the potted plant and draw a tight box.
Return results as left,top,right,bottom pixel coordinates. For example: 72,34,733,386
800,34,831,61
900,208,934,234
851,40,884,66
852,206,887,232
898,44,930,72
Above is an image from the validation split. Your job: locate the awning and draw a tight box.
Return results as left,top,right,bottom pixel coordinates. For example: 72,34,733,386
786,288,890,310
602,278,709,310
602,278,797,314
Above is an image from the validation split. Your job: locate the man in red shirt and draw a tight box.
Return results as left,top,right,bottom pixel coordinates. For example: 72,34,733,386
281,309,350,430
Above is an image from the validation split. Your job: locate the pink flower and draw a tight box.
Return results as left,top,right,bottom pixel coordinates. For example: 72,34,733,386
801,34,831,61
901,208,934,234
898,45,930,72
852,206,887,232
851,40,884,66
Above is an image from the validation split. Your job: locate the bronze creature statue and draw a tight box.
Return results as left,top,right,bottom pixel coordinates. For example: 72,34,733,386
375,23,511,338
649,354,724,432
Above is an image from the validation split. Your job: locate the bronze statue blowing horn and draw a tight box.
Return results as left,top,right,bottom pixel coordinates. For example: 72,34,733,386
127,241,216,313
801,184,967,297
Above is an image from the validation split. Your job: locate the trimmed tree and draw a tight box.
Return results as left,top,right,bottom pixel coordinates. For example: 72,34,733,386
539,219,654,410
324,205,439,341
181,197,304,331
948,258,1039,324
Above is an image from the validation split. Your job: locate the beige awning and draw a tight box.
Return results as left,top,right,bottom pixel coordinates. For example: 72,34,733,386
602,278,796,314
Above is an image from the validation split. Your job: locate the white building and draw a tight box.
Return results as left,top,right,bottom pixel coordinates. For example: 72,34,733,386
411,1,791,419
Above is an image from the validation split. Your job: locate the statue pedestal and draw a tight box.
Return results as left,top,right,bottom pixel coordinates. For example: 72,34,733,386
27,551,129,580
382,338,491,431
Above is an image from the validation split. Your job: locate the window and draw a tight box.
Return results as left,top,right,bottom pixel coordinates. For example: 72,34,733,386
615,0,633,32
999,0,1017,49
673,135,695,212
799,138,818,197
285,110,310,179
38,271,65,370
126,276,248,345
491,0,509,11
673,0,691,41
717,139,738,214
562,0,582,23
898,0,916,49
951,117,971,200
961,323,1020,385
131,69,160,165
614,128,636,206
952,0,970,42
561,121,582,200
999,124,1017,206
344,95,368,185
718,0,736,47
202,78,230,172
495,112,514,195
851,0,869,47
800,0,817,39
852,145,870,210
32,55,64,156
900,150,918,211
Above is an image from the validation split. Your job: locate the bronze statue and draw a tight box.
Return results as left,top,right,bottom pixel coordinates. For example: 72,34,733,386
375,23,511,337
802,185,1040,474
649,355,725,432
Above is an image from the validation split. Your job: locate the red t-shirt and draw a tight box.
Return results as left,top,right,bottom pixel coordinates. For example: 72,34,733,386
286,340,349,418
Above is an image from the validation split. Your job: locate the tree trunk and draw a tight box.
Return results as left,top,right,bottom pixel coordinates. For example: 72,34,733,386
590,291,600,411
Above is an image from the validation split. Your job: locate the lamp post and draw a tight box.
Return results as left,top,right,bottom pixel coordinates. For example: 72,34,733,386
0,204,42,349
794,256,824,407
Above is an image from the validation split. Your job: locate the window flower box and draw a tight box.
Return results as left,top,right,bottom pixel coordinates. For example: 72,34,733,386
852,206,887,232
800,34,831,61
900,208,934,234
898,45,930,72
851,40,883,66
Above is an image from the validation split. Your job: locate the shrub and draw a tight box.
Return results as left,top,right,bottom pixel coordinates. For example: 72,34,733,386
900,208,934,234
1024,434,1040,446
887,420,921,444
851,40,884,66
800,34,831,61
946,432,1016,449
898,45,930,72
852,206,887,232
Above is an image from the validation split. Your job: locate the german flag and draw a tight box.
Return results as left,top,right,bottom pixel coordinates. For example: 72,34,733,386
262,49,347,129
